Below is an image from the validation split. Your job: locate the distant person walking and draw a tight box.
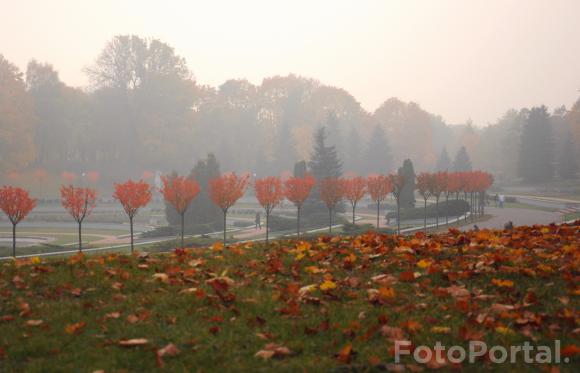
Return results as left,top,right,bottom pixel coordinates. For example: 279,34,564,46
255,212,261,229
498,194,505,208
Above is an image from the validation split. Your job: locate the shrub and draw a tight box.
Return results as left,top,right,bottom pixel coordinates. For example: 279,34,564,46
386,199,469,220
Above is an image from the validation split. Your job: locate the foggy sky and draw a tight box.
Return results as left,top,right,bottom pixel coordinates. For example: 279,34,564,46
1,0,579,125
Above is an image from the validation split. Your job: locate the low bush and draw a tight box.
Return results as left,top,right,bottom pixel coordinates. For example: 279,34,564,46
387,199,469,220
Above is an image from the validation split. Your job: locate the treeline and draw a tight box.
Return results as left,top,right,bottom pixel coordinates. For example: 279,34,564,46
1,34,579,195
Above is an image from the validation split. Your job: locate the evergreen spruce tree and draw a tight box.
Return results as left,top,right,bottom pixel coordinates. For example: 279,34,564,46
305,127,343,215
518,106,554,182
294,160,307,177
345,125,362,172
363,125,393,174
557,133,578,179
435,147,451,171
165,153,223,233
397,159,416,208
453,146,472,172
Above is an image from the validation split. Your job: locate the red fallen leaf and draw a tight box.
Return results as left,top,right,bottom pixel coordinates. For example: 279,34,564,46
209,326,221,335
560,344,580,357
65,322,86,335
0,346,5,359
336,343,354,364
399,271,415,282
70,288,82,297
126,314,139,324
119,338,148,347
1,315,15,322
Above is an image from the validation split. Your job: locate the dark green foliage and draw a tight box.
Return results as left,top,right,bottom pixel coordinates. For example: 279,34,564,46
435,146,451,171
518,106,554,182
557,133,578,179
387,199,469,220
305,126,343,215
268,212,346,232
452,146,472,172
397,159,416,208
363,125,393,174
293,160,307,177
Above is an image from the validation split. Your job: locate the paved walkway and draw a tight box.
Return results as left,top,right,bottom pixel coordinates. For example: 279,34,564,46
461,207,562,231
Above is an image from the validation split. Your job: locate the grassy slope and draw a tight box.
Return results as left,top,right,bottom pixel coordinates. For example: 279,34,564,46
0,223,578,372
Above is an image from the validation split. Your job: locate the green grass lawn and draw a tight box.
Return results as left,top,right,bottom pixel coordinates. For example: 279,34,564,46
0,222,578,372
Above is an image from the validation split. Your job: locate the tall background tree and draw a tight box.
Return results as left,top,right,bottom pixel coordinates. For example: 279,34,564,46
453,146,472,172
518,106,554,183
0,55,35,173
435,147,451,171
557,133,578,179
305,127,343,217
363,125,393,174
397,159,416,208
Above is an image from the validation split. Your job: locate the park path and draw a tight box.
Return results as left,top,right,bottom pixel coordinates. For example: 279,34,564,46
460,207,562,231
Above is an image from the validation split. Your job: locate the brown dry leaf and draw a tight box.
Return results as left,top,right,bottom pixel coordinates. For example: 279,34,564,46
157,343,180,357
119,338,148,347
26,320,43,326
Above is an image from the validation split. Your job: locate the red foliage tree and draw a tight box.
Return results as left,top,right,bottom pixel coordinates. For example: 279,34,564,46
388,173,406,234
319,177,344,233
60,185,97,251
436,171,451,226
431,172,446,228
0,186,36,257
209,173,250,244
161,175,200,249
113,179,152,253
416,172,435,233
343,177,367,225
366,175,392,229
284,175,315,237
255,176,284,245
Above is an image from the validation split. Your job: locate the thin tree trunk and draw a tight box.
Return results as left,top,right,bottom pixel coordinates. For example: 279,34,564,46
296,205,301,237
481,191,485,216
328,207,332,234
130,216,134,253
424,199,427,233
78,221,82,252
445,193,449,226
435,197,439,229
376,201,380,229
397,197,401,234
266,211,269,245
223,210,227,245
352,204,356,225
12,223,16,258
180,212,185,249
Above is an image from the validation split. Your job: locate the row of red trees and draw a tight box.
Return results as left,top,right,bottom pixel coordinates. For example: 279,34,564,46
416,171,494,232
0,170,493,256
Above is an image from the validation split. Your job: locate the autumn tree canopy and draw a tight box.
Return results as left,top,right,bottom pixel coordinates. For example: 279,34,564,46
0,186,36,256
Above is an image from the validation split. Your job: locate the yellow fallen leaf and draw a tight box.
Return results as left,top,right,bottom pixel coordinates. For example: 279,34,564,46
417,259,432,268
431,326,451,334
320,280,337,291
